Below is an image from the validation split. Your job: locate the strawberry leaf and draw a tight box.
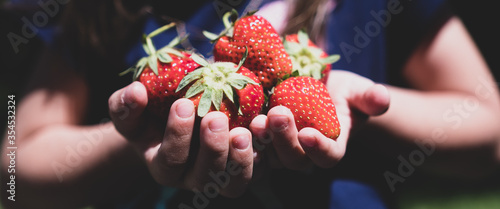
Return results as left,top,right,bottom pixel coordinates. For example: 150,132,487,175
119,66,135,77
311,66,323,79
157,51,173,63
133,57,148,80
246,10,258,16
320,54,340,64
297,29,309,47
223,85,235,104
185,79,204,99
212,89,223,111
283,41,302,54
227,74,258,89
203,31,219,41
158,47,184,58
141,34,151,55
177,68,203,93
148,55,159,75
309,47,324,57
190,54,209,67
236,47,249,72
198,88,212,117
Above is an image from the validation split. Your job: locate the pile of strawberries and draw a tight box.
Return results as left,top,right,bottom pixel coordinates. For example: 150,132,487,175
122,10,341,139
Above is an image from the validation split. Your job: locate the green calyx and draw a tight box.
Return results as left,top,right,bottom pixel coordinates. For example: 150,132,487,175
203,9,239,43
284,29,340,80
176,48,258,117
120,22,188,80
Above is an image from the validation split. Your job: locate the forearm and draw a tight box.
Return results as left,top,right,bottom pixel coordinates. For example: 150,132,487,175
368,85,500,149
1,122,146,208
352,85,500,179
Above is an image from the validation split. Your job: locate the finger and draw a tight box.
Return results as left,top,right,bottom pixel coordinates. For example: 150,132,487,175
220,127,253,197
357,84,390,116
249,115,283,168
267,106,311,170
328,70,390,116
148,99,195,186
108,82,148,135
298,128,346,168
186,112,230,190
249,115,272,154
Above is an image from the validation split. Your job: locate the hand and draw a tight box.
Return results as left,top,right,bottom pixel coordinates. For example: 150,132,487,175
108,82,254,197
250,70,390,170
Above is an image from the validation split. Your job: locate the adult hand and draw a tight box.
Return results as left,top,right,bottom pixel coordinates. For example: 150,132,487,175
250,70,390,170
108,82,254,197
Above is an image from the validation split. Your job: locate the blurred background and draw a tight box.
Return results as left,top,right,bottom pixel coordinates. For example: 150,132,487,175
0,0,499,208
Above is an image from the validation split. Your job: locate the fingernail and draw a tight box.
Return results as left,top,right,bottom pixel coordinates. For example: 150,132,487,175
233,134,250,150
269,115,289,132
256,130,272,143
209,117,228,132
176,101,194,118
122,85,134,105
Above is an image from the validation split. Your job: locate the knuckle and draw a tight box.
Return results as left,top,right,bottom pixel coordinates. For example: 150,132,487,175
156,151,188,171
319,149,345,168
202,136,229,156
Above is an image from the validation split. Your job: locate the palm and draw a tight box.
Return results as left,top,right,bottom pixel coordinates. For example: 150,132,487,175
253,70,390,169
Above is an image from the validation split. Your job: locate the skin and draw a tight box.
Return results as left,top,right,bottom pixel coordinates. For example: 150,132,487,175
254,17,500,177
108,82,254,197
1,14,499,209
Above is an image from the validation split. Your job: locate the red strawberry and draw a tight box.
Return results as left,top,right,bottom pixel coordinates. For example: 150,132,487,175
284,30,340,84
269,76,340,139
120,23,200,118
204,10,293,90
176,50,265,129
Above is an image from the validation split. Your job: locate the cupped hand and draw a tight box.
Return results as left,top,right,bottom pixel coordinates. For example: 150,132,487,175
250,70,390,170
108,81,254,197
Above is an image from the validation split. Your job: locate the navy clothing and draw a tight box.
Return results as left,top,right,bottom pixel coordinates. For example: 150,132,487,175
327,0,448,84
18,0,449,208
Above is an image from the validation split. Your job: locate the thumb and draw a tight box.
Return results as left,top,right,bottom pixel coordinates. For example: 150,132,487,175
329,70,390,116
108,81,148,135
354,84,390,116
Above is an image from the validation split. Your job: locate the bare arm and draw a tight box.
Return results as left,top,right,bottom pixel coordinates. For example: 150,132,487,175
373,17,500,147
363,16,500,177
1,50,145,209
254,16,500,177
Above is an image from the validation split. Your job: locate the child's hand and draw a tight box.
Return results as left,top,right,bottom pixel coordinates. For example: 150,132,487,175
250,70,390,170
108,82,254,197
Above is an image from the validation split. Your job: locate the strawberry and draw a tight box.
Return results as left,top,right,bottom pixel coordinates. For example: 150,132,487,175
176,49,265,129
269,76,340,139
284,30,340,84
204,10,293,90
120,23,200,118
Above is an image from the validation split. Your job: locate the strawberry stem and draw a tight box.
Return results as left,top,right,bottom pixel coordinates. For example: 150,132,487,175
147,22,176,39
145,38,156,55
143,22,176,55
222,10,237,29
